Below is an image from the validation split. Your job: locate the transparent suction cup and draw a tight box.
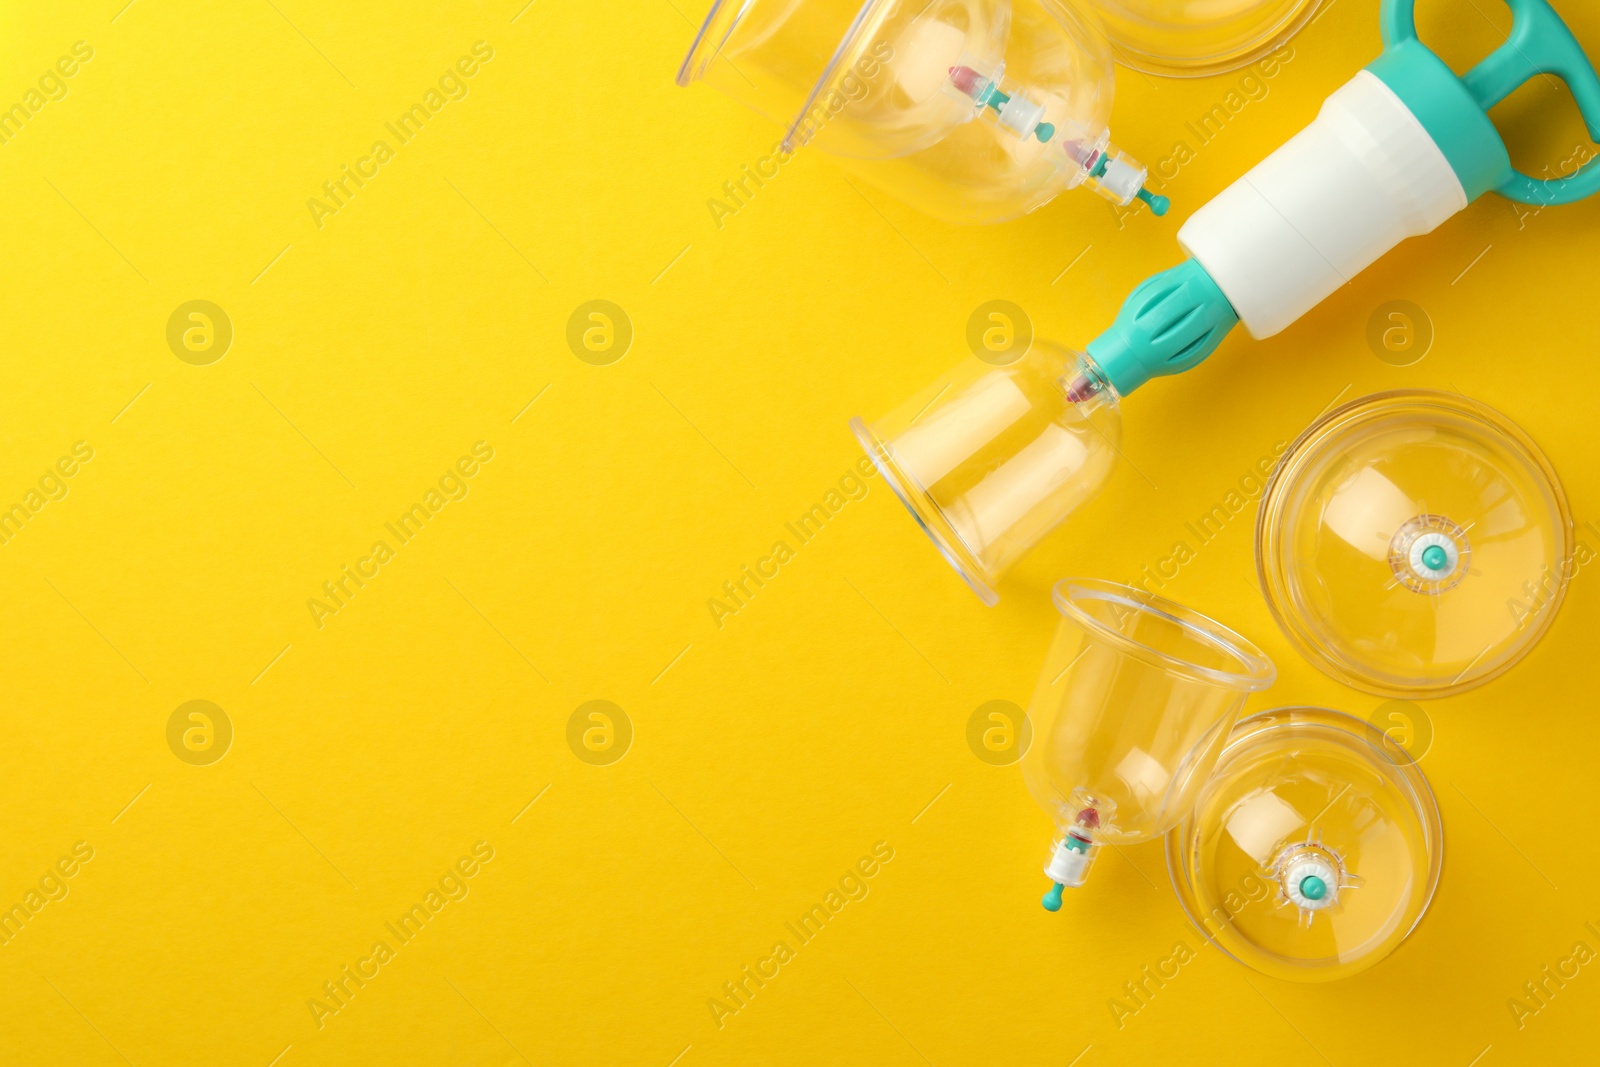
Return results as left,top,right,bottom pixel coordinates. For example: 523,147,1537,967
1166,707,1442,982
853,343,1121,604
1257,391,1572,698
1023,579,1275,903
1083,0,1324,77
677,0,1160,223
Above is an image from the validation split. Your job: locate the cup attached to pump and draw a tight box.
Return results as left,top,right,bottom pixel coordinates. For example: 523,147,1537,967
851,342,1122,605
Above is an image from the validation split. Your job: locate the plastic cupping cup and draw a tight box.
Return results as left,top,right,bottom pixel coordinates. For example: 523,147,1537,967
1167,707,1442,981
1257,390,1573,698
852,342,1121,605
1022,579,1276,907
1082,0,1323,77
677,0,1167,223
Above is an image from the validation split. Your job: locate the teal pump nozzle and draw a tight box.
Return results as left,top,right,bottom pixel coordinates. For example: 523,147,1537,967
1083,260,1239,398
1082,0,1600,398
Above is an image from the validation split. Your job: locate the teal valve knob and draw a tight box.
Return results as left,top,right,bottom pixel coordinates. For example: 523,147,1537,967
1136,187,1170,216
1299,875,1328,901
1086,259,1240,396
1042,882,1065,912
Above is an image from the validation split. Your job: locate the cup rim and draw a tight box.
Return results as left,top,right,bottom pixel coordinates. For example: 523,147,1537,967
676,0,750,88
1254,388,1573,699
675,0,889,154
779,0,883,152
1051,578,1276,691
850,416,1001,606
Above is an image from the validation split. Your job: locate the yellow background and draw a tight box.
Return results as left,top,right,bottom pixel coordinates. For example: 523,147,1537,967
1,0,1597,1063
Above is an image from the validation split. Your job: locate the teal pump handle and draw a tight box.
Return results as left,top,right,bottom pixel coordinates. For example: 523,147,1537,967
1376,0,1600,205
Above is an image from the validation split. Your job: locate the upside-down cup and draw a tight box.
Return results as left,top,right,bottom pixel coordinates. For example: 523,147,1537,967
1167,706,1443,981
1256,390,1573,698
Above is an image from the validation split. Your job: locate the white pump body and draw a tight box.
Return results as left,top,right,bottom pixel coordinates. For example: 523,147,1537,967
1178,71,1469,340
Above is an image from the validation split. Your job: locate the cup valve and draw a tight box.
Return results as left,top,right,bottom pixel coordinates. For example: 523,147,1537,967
1042,807,1101,910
